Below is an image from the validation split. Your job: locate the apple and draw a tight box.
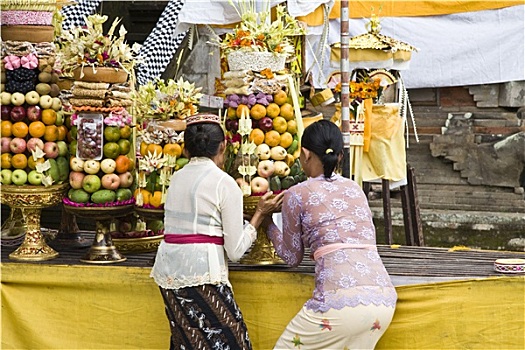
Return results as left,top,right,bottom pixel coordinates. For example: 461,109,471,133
55,111,64,126
225,119,239,132
83,159,101,174
39,95,53,109
27,170,43,185
235,177,250,188
82,174,101,193
11,169,28,185
43,141,59,159
51,97,62,111
101,173,121,190
258,117,274,132
25,91,40,105
10,92,25,106
69,171,85,189
10,106,26,122
1,137,12,153
118,171,134,188
0,91,12,106
273,160,290,177
100,158,116,174
1,105,12,120
0,169,13,184
70,157,85,172
26,137,45,152
56,140,69,157
26,105,42,121
9,137,26,154
270,146,287,161
257,160,275,178
250,176,269,194
256,143,271,160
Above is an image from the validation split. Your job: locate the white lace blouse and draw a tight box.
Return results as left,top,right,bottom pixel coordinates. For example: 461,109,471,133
150,157,256,289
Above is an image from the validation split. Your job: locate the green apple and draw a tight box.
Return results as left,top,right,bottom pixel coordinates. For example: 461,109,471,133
119,125,132,139
56,141,69,157
11,169,28,185
117,139,131,155
1,169,13,184
69,140,77,156
104,126,121,142
55,111,64,126
82,174,101,193
28,170,43,185
103,142,120,159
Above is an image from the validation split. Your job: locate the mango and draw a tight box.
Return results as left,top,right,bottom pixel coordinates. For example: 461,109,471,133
91,189,116,204
56,156,69,183
69,188,90,203
116,188,132,202
47,158,60,182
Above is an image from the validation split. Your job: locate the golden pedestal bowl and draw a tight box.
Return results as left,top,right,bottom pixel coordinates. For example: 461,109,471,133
113,235,164,254
241,195,285,265
0,183,69,261
63,204,134,264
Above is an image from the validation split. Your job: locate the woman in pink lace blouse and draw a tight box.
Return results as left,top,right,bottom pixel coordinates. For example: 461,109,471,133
265,120,397,349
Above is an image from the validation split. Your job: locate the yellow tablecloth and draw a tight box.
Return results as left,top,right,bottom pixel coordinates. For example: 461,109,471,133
1,263,523,349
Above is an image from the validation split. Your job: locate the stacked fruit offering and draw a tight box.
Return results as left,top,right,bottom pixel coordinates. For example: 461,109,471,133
65,81,135,206
223,75,306,195
0,40,69,187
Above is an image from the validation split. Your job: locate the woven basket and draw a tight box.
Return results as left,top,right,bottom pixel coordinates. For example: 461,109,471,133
227,51,286,72
1,25,54,43
73,67,128,84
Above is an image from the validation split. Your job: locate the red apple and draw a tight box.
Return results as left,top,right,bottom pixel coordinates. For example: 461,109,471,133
10,106,26,122
69,171,85,189
1,137,12,153
257,160,275,178
101,173,121,190
250,176,269,194
27,137,45,152
9,137,26,154
1,105,12,120
43,141,59,159
118,171,134,188
225,119,239,132
26,105,42,122
258,117,273,132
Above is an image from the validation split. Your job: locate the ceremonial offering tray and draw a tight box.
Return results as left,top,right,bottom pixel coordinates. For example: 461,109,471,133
72,67,128,84
241,195,284,265
227,51,287,72
494,259,525,274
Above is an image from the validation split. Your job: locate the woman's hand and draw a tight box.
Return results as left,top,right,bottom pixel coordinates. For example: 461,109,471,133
256,191,285,216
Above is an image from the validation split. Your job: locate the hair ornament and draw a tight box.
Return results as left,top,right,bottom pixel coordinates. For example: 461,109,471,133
186,113,222,126
325,148,334,154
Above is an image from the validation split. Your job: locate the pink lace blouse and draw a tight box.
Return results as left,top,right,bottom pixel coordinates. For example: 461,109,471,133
267,174,397,313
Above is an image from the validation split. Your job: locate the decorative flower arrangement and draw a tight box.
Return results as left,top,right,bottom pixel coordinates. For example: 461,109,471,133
132,77,203,122
55,14,141,76
219,1,305,58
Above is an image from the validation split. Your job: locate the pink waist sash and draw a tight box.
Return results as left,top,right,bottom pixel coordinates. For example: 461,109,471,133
164,234,224,245
313,243,375,261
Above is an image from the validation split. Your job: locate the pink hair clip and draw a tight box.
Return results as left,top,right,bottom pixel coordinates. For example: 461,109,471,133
21,53,38,69
3,55,21,70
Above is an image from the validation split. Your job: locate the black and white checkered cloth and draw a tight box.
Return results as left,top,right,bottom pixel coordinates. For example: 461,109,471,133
60,0,102,30
136,0,187,86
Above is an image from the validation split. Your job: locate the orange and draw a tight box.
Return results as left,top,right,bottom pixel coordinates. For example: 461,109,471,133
264,130,281,147
236,104,250,118
279,132,294,148
250,104,267,120
287,119,298,134
249,128,265,145
27,156,45,170
163,143,182,157
28,121,46,138
1,153,12,169
11,122,29,138
272,116,288,134
274,90,288,105
146,143,163,157
150,191,163,208
227,107,237,120
280,103,294,121
11,153,27,169
266,103,280,118
139,141,148,156
134,188,152,205
43,125,59,141
1,120,12,137
56,125,68,141
115,155,131,174
41,109,57,126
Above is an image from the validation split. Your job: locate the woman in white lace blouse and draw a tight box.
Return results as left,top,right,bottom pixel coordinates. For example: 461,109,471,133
265,120,397,349
150,113,282,350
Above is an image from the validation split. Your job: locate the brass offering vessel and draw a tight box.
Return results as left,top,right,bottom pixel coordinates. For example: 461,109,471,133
63,204,134,264
113,206,165,254
0,184,69,261
241,195,284,265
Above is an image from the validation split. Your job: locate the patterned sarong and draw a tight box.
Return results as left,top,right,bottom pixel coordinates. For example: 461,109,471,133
159,284,252,350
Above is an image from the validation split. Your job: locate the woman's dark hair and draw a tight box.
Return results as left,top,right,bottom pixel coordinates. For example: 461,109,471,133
301,119,343,178
184,123,225,158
